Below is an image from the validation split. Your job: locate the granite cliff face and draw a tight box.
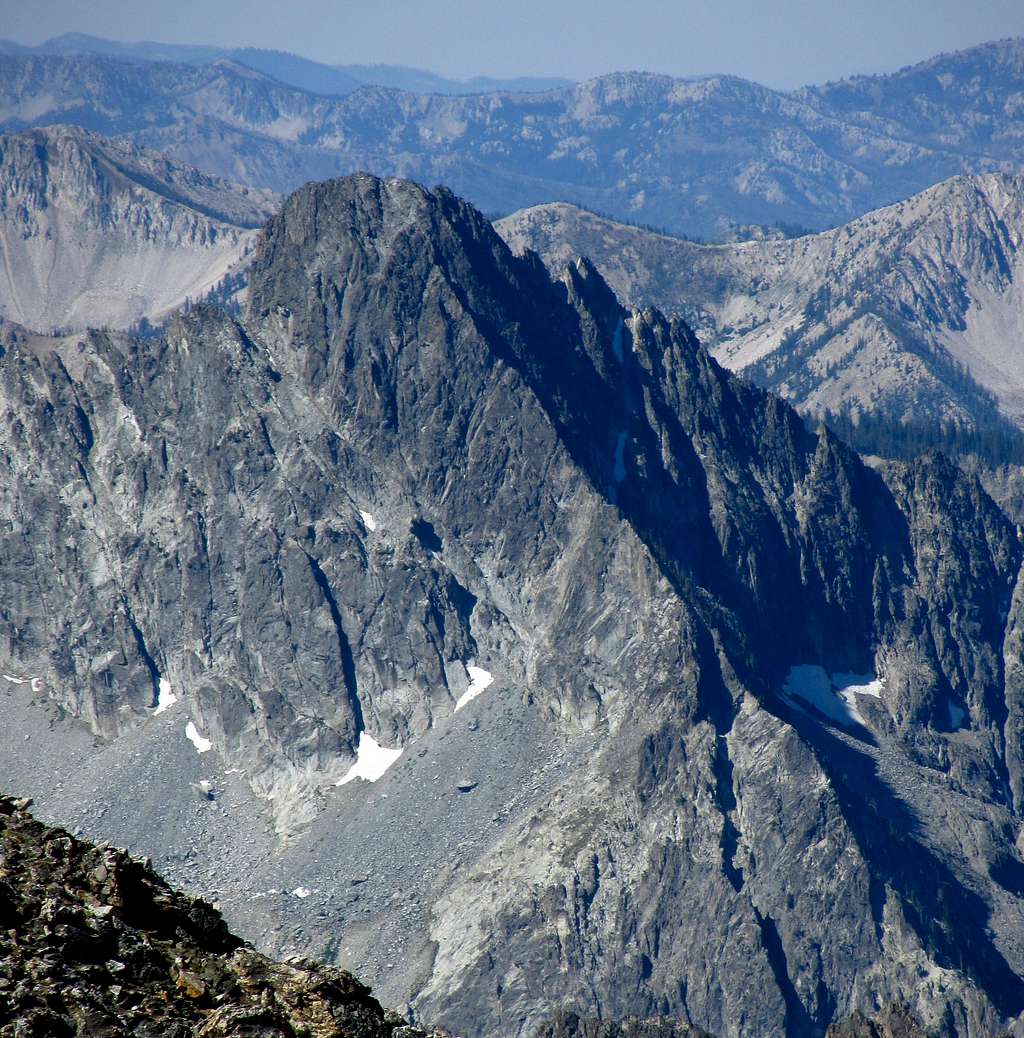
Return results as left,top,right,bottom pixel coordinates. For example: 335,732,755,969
0,125,277,333
497,173,1024,438
2,39,1024,237
5,174,1024,1037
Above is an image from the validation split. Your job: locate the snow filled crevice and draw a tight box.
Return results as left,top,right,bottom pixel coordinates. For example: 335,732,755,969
455,664,494,712
336,731,403,785
781,665,884,728
154,677,178,714
359,510,377,532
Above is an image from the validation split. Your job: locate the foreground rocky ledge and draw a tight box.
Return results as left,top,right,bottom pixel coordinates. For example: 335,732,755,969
0,792,945,1038
0,794,440,1037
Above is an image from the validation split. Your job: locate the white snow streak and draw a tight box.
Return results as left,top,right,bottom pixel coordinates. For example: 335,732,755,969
782,665,885,728
337,732,403,785
8,673,44,692
154,678,178,714
832,672,884,698
185,721,212,753
455,665,494,712
359,510,377,532
292,886,312,899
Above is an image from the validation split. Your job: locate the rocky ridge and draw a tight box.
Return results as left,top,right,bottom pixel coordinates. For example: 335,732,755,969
4,174,1024,1037
0,124,278,332
496,173,1024,437
2,39,1024,236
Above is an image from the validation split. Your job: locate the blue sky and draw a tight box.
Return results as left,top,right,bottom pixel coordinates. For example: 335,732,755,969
3,0,1024,87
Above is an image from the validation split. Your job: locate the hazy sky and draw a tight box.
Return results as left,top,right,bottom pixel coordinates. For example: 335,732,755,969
2,0,1024,88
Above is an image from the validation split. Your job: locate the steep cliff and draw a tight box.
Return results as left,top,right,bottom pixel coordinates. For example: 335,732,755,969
3,174,1024,1037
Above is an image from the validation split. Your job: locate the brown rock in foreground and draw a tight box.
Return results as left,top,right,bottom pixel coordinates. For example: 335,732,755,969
0,794,441,1038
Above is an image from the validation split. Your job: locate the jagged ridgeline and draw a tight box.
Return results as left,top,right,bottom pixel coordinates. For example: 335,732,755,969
4,174,1024,1038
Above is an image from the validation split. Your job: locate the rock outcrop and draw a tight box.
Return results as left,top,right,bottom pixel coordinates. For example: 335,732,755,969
0,794,441,1038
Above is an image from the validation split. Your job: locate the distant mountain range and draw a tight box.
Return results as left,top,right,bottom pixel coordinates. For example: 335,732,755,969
1,38,1024,236
0,32,572,96
0,124,277,332
497,172,1024,453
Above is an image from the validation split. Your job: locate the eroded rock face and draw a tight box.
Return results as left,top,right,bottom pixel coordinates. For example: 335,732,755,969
0,125,277,333
0,795,441,1038
4,174,1024,1037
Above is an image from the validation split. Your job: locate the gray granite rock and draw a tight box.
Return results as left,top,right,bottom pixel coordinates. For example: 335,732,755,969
3,173,1024,1038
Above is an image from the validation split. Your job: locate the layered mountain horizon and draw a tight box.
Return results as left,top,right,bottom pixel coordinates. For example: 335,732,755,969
2,37,1024,237
5,169,1024,1038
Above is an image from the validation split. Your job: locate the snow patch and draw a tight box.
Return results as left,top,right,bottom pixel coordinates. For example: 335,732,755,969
611,318,625,362
30,677,42,693
782,665,885,728
3,674,26,685
359,510,377,532
154,678,178,714
185,721,212,753
948,699,967,730
613,431,627,483
337,732,403,785
832,672,884,698
455,665,494,712
292,886,312,899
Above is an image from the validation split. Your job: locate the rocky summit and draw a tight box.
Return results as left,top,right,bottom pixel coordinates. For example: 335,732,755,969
4,173,1024,1038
